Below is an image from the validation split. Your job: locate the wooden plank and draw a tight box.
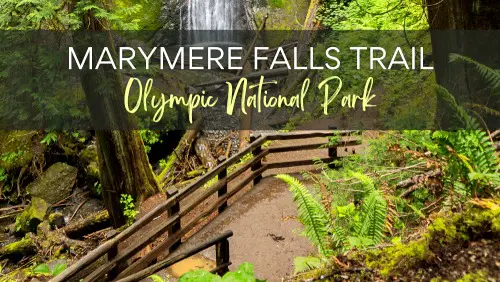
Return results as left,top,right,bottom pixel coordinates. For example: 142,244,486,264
114,231,234,282
268,139,360,154
264,130,354,141
215,238,230,275
266,158,332,170
217,156,228,214
167,188,181,253
52,196,177,282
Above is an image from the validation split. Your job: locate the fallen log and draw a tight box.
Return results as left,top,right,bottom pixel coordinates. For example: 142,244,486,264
0,236,35,259
397,169,442,189
193,68,289,88
62,210,111,239
398,169,442,197
158,118,202,183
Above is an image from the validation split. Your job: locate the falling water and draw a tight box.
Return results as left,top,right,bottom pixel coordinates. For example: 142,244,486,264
186,0,241,30
181,0,248,44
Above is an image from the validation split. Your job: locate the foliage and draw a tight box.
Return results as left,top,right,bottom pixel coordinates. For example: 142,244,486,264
276,174,331,256
32,262,67,277
276,173,388,273
140,130,162,153
178,262,265,282
317,0,428,30
120,194,138,225
41,132,58,146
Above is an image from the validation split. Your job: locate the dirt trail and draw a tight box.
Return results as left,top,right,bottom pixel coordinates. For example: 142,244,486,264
167,136,336,281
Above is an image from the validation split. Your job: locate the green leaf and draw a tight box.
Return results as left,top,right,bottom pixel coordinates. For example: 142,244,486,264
33,263,51,275
178,270,221,282
51,263,67,276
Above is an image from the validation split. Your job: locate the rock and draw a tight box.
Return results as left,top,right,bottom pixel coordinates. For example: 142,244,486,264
49,212,66,229
15,197,49,234
27,163,77,204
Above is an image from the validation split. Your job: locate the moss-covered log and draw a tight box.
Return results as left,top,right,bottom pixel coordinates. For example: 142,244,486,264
0,236,35,259
62,210,111,239
158,119,201,183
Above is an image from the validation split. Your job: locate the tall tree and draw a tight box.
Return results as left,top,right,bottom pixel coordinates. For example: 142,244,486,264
76,2,161,227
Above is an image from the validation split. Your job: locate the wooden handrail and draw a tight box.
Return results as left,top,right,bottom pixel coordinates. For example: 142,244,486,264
114,231,234,282
54,130,357,282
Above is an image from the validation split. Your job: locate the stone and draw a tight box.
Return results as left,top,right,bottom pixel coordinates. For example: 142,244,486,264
48,212,66,229
15,197,49,234
27,163,77,204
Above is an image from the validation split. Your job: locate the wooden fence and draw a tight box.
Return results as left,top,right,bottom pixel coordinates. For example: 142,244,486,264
53,130,358,282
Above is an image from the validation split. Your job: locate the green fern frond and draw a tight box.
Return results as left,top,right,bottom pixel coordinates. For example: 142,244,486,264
293,256,323,274
276,174,332,256
464,103,500,117
450,53,500,90
435,85,481,129
355,190,387,244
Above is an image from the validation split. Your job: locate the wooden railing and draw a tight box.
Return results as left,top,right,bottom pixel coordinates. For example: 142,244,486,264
53,130,358,282
115,230,233,282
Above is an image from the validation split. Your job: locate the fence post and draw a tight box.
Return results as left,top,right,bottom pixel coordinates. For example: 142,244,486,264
217,156,228,214
107,245,119,279
167,188,181,253
250,134,263,186
215,238,230,276
328,126,338,168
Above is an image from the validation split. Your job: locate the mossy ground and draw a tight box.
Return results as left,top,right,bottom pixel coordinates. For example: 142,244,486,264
295,199,500,281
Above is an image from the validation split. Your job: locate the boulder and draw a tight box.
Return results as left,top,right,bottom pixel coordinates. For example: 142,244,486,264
27,163,77,204
15,197,48,234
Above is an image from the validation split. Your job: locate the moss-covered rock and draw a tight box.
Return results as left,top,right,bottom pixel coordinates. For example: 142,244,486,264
0,131,35,171
27,162,77,204
15,197,49,234
48,212,65,229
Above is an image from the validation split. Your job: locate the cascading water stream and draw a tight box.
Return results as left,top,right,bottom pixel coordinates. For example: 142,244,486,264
186,0,239,30
181,0,248,45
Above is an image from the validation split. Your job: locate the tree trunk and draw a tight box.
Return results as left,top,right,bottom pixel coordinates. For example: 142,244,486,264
426,0,500,127
77,11,160,227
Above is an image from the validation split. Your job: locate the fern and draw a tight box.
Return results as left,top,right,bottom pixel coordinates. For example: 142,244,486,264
293,256,323,274
355,190,387,244
450,53,500,90
275,174,331,256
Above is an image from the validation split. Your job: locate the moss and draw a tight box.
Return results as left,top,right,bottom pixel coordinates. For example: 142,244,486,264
365,199,500,278
0,131,34,171
366,238,429,277
456,269,489,282
1,236,33,256
428,217,457,243
15,197,49,234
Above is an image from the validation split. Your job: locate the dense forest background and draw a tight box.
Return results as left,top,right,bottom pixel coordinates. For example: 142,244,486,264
0,0,499,281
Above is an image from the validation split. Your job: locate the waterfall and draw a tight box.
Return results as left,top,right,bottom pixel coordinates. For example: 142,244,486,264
183,0,247,30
